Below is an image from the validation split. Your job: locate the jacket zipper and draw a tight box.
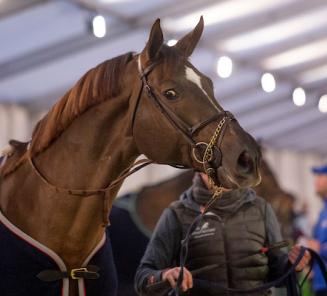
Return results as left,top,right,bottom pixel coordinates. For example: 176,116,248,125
206,212,232,292
222,219,232,294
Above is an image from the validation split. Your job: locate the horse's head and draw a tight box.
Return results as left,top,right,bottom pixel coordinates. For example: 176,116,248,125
132,17,261,189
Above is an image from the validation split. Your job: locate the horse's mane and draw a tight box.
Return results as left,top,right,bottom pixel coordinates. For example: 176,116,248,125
0,52,134,177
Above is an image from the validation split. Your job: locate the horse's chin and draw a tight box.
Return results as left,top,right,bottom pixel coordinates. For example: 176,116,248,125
215,167,262,189
215,167,240,189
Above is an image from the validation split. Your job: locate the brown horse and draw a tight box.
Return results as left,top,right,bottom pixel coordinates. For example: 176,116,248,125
0,18,261,296
135,170,195,233
254,158,295,240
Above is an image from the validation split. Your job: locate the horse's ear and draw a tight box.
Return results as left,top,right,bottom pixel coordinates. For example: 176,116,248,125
174,16,204,57
141,19,163,64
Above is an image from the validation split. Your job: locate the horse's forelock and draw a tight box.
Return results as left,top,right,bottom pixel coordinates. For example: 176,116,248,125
160,45,187,72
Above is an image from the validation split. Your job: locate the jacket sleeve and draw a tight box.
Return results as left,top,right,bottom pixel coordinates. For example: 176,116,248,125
314,212,327,260
265,202,289,283
134,207,182,295
319,243,327,260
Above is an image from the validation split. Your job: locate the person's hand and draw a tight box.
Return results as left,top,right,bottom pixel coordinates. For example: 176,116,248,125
162,267,193,292
306,239,320,252
288,244,311,272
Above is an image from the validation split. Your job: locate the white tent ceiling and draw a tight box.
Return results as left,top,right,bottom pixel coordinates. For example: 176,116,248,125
0,0,326,155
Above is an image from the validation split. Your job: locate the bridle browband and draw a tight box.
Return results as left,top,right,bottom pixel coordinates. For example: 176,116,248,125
23,54,236,225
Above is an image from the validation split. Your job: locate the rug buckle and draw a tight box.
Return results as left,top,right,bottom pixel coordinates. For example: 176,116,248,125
71,268,87,280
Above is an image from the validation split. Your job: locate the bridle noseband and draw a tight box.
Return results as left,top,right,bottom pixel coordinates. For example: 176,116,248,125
135,55,235,184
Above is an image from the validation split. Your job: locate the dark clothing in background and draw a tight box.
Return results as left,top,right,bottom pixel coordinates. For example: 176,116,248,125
313,199,327,292
108,193,150,296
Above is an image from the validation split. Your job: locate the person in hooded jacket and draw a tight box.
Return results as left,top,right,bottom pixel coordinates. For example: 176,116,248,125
134,172,311,296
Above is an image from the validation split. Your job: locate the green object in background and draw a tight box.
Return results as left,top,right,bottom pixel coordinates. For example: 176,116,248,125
299,272,314,296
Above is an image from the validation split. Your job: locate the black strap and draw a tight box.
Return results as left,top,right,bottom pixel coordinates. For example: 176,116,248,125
146,264,219,295
310,247,327,284
36,265,100,282
171,248,327,295
193,247,305,294
172,214,204,295
138,60,234,148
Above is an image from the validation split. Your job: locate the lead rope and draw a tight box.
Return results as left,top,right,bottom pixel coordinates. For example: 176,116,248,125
201,118,226,211
172,120,227,296
172,188,223,296
202,117,226,191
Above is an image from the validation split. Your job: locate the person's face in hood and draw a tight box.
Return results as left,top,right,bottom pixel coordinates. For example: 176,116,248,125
199,173,210,190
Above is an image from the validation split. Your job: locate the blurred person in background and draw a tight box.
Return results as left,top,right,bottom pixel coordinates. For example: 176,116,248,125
307,163,327,296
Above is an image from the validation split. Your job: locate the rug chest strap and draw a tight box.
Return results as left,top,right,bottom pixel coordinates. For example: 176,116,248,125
37,265,100,282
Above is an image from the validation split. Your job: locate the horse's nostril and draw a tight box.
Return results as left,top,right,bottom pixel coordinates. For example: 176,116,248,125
237,151,254,175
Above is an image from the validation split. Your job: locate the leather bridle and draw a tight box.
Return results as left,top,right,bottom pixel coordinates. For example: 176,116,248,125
25,54,236,224
134,55,235,183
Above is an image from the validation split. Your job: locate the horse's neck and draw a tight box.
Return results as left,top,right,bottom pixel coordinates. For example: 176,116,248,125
136,173,193,232
135,188,173,233
36,97,138,191
0,95,139,268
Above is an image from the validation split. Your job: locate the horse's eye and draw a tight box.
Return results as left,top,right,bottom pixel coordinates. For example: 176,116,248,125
163,89,179,100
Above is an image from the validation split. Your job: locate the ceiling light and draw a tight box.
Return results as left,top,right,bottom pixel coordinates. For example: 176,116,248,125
162,0,295,32
263,38,327,70
216,56,233,78
92,15,106,38
292,87,306,106
167,39,177,46
261,73,276,93
221,7,327,52
318,94,327,113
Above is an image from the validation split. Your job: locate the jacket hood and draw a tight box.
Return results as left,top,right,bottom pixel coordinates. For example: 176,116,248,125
179,187,258,215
